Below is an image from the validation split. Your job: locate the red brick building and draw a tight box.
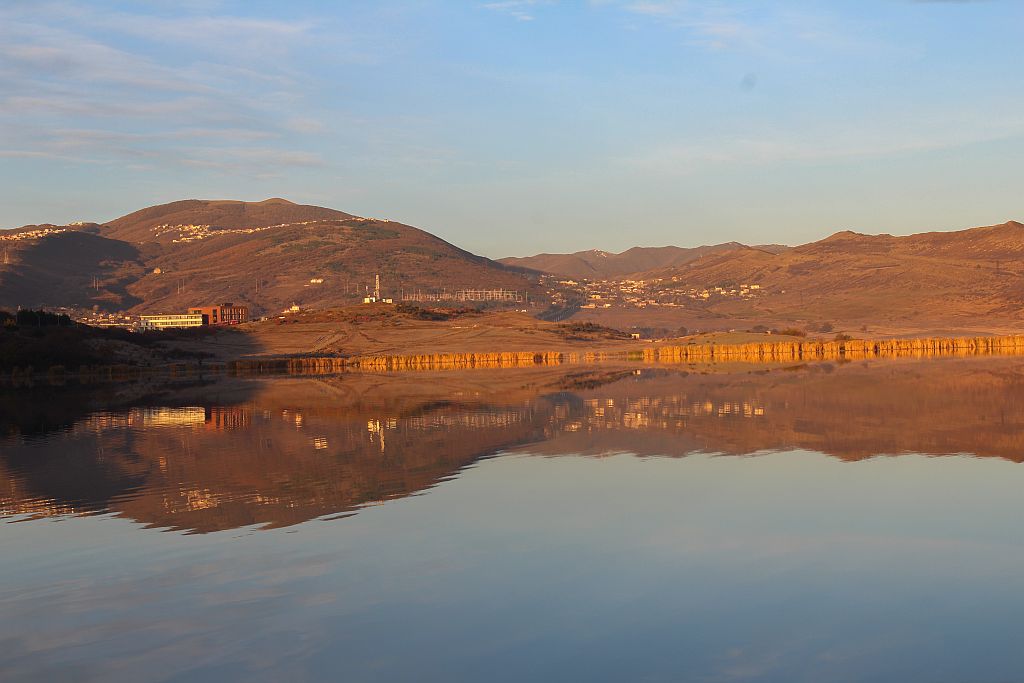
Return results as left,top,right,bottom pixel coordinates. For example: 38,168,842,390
188,303,249,325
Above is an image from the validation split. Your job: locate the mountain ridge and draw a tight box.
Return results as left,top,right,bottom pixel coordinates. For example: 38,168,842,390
0,198,537,315
499,242,790,280
3,202,1024,334
567,219,1024,334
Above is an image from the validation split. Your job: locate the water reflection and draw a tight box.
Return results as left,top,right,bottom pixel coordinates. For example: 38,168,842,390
4,356,1024,533
6,359,1024,682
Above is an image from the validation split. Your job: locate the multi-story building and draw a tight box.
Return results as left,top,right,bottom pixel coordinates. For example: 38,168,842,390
188,303,249,325
139,313,204,330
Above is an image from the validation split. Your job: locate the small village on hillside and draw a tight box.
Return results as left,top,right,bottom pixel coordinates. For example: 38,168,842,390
574,278,765,309
542,273,767,312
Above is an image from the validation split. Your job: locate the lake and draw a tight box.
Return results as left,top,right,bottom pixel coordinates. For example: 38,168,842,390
4,357,1024,682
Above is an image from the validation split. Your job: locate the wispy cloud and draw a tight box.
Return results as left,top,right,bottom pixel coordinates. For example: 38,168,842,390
626,109,1024,172
611,2,885,56
483,1,544,22
0,1,329,178
619,1,761,50
180,148,326,171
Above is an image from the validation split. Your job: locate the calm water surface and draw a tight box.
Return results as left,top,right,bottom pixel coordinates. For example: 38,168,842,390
4,358,1024,682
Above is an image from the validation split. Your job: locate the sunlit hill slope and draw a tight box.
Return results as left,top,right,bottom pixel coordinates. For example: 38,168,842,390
0,198,536,315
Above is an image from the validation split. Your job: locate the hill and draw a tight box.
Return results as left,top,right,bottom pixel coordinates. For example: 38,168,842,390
0,199,537,316
0,224,145,311
5,204,1024,335
570,220,1024,335
152,303,636,363
500,243,788,280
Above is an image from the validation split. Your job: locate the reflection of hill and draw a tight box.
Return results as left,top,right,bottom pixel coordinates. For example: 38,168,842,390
527,358,1024,461
0,372,565,533
4,358,1024,533
105,400,546,533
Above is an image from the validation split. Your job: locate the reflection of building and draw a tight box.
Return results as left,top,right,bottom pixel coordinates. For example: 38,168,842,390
204,407,250,430
563,394,765,435
135,407,207,427
407,410,524,430
140,314,203,330
367,419,389,452
188,303,249,325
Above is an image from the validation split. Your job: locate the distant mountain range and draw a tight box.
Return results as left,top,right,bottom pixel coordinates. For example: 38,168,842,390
564,221,1024,333
0,198,535,315
2,198,1023,332
660,221,1024,322
500,243,789,280
504,223,1024,332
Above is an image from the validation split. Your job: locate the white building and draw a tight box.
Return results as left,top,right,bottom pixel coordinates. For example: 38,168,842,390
139,313,203,330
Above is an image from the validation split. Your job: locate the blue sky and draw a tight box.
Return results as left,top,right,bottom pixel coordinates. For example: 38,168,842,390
1,1,1022,257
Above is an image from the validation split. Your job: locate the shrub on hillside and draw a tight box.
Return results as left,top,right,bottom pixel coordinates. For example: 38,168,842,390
556,322,628,341
395,304,479,321
3,309,74,327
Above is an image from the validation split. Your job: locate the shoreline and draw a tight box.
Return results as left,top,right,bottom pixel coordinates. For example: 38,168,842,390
6,332,1024,386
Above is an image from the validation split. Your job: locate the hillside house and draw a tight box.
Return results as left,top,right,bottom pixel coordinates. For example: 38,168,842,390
188,303,249,325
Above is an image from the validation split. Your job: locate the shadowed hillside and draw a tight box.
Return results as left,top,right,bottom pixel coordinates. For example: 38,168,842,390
0,229,144,310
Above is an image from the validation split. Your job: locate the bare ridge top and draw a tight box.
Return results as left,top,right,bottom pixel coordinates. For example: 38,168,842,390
499,242,777,280
101,198,354,242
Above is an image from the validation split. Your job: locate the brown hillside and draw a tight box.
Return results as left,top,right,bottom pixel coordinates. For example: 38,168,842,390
500,242,764,279
0,199,538,315
576,220,1024,334
0,229,144,310
157,304,637,362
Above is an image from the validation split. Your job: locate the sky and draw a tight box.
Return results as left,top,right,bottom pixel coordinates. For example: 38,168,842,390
1,0,1022,257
